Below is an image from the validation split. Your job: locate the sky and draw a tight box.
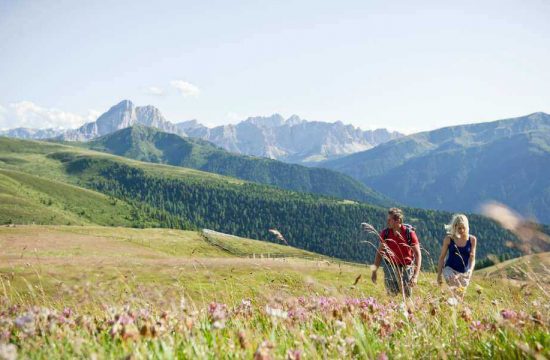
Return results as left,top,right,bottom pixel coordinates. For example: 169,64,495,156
1,0,549,134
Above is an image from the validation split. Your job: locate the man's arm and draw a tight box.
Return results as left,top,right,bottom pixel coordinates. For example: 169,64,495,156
371,244,384,283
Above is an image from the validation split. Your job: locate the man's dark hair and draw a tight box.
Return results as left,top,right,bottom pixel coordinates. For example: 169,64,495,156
388,207,404,223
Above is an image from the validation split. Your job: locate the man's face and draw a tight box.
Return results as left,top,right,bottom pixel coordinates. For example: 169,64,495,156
387,215,397,229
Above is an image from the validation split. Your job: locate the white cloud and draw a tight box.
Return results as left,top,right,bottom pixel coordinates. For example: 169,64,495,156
145,86,165,96
0,101,88,130
171,80,200,97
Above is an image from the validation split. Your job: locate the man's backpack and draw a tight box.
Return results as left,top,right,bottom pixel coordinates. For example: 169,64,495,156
382,224,416,247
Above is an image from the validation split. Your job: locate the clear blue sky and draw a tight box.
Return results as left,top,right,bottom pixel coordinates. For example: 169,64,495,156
1,0,549,133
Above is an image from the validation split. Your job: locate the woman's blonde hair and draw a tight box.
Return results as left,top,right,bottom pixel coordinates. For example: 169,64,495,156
444,214,469,238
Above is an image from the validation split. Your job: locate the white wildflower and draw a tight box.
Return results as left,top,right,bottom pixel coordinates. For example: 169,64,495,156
447,297,459,306
265,305,288,319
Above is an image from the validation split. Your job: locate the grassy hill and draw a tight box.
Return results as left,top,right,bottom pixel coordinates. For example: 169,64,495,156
322,112,550,223
477,252,550,283
84,125,394,206
0,168,137,226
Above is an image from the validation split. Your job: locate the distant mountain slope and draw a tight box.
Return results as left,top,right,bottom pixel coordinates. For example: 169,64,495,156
322,112,550,223
178,114,402,164
86,125,394,206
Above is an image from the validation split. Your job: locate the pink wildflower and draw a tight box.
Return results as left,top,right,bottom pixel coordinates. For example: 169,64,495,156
501,309,517,320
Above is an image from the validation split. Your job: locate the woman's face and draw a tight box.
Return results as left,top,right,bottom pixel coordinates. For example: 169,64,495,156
456,223,467,236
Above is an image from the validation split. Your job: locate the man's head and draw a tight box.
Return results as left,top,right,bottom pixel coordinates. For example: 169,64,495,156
387,207,404,230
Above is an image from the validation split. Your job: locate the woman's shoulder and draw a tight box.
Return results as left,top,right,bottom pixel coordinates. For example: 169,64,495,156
469,235,477,243
443,235,453,244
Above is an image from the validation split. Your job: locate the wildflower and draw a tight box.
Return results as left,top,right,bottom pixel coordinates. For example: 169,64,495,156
208,302,228,329
121,323,139,340
15,313,35,335
501,309,518,320
118,314,134,326
287,307,308,322
0,343,17,360
254,340,274,360
334,320,346,330
235,299,253,317
378,318,393,337
345,337,355,346
461,307,473,322
469,320,484,332
377,353,389,360
62,307,72,318
286,349,301,360
265,305,288,319
447,297,458,306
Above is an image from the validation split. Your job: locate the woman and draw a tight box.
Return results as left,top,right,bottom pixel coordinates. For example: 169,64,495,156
437,214,477,289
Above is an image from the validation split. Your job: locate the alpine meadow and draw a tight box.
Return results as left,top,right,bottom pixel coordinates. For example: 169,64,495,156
2,1,550,358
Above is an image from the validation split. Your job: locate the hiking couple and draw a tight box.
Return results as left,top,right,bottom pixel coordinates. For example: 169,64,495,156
369,208,477,297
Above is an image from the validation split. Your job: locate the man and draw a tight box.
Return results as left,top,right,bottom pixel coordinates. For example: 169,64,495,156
371,208,422,297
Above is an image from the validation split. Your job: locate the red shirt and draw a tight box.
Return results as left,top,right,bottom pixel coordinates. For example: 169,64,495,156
379,225,419,265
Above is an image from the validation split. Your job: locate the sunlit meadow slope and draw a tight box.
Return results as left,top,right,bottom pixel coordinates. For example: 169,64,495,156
0,226,548,359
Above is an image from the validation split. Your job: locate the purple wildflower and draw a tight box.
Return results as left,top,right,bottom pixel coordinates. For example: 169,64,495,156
501,309,518,320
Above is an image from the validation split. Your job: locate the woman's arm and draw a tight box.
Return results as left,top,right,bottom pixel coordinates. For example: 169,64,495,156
466,236,477,277
437,236,451,284
410,243,422,286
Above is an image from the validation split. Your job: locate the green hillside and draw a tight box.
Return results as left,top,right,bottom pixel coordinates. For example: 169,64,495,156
322,112,550,223
0,168,137,226
0,136,526,267
477,252,550,283
84,125,393,206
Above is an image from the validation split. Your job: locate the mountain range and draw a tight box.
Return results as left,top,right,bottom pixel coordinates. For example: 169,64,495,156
0,127,64,139
1,100,402,164
321,112,550,223
176,114,402,164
